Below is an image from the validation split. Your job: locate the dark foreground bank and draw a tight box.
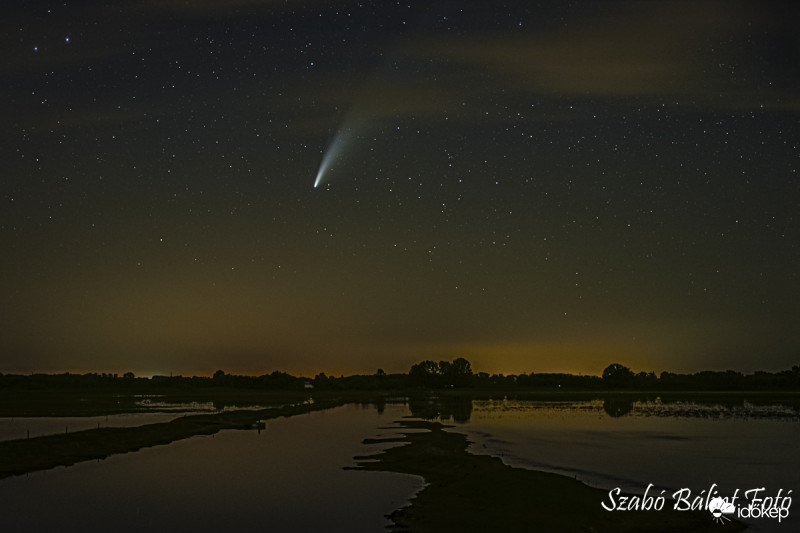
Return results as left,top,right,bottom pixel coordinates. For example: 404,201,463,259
354,420,746,532
0,396,348,479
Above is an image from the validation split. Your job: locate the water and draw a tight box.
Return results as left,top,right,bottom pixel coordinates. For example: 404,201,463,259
0,413,185,442
0,397,284,442
3,395,797,531
0,403,423,533
442,396,800,532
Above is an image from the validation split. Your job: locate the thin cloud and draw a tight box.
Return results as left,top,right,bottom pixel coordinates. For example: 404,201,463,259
404,1,798,107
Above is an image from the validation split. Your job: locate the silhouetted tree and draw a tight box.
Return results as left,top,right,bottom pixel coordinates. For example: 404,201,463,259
408,358,474,388
602,363,634,388
448,357,474,387
409,360,440,387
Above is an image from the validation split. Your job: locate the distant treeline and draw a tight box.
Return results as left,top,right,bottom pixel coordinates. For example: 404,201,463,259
1,360,800,391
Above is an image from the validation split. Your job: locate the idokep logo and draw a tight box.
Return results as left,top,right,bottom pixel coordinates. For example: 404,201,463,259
602,483,793,525
708,497,736,524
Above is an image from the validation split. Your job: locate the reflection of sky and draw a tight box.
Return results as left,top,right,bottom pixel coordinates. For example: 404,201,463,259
468,399,800,425
0,404,422,533
0,397,295,441
0,413,182,442
452,400,800,532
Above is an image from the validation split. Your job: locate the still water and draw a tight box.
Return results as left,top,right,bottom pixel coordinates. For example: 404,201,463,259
0,413,184,442
1,395,798,532
0,396,274,442
440,396,800,532
0,403,422,533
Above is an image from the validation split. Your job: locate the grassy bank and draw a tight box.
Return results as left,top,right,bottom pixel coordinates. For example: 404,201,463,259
0,389,316,417
354,420,746,532
0,396,350,479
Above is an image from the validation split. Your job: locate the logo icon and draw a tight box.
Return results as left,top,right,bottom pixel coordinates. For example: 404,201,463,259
708,497,736,524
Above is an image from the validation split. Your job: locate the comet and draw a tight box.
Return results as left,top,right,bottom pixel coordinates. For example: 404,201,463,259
314,127,355,188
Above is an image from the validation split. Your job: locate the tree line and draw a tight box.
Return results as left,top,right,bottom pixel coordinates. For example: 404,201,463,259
1,360,799,391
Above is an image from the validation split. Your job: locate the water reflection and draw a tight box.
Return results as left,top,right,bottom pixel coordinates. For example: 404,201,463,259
408,395,473,422
0,413,185,442
434,394,800,533
0,404,422,533
404,393,800,422
0,396,316,442
1,394,797,532
602,397,633,417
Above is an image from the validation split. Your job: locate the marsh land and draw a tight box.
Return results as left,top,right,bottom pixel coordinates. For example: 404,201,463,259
0,389,797,531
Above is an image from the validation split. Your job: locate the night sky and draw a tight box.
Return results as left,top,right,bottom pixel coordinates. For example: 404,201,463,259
2,1,798,377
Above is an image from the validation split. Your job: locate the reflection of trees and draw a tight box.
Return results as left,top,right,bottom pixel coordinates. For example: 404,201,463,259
603,397,634,417
408,395,473,422
373,398,386,414
597,394,800,420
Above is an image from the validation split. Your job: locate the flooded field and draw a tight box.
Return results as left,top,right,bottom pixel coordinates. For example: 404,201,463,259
0,395,299,441
0,403,422,533
0,393,797,532
439,395,800,532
